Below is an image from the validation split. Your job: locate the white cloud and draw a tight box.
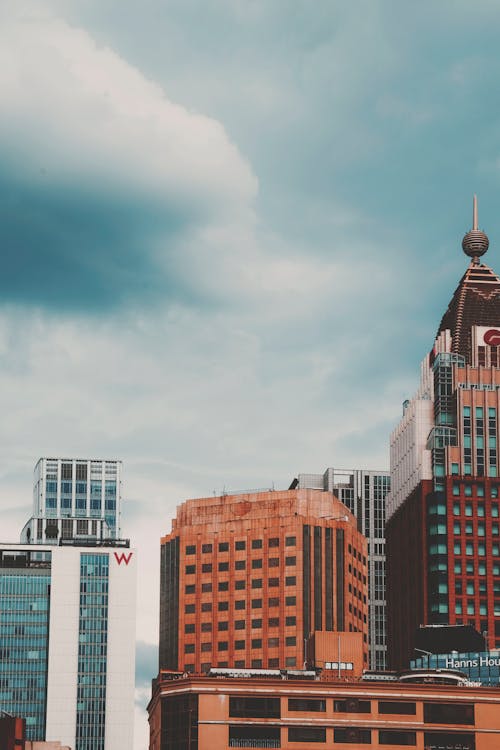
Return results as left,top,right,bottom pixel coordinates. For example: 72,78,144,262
0,6,257,220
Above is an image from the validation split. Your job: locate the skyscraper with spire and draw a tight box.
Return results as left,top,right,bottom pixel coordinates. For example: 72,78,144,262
386,197,500,668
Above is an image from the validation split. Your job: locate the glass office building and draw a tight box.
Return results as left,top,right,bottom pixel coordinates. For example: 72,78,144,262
21,458,122,545
0,548,51,740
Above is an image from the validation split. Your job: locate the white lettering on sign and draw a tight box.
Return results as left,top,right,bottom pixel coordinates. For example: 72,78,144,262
445,654,500,669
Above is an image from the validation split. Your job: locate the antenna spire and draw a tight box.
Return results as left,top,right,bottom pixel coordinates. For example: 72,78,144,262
462,195,489,263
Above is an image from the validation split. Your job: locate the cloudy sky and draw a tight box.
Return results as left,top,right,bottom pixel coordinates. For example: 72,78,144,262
2,1,500,746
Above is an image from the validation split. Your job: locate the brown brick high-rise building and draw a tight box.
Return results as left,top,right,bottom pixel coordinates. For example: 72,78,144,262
386,197,500,668
159,488,368,674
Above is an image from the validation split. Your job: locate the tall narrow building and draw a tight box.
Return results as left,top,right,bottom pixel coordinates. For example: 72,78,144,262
386,198,500,668
290,467,389,670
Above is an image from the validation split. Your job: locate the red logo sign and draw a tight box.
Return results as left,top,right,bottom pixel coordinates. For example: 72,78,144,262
484,329,500,346
114,552,133,566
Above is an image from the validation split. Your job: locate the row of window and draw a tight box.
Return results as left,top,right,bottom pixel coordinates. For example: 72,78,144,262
185,617,297,633
185,537,296,555
184,658,298,671
185,637,298,653
185,578,297,595
184,596,296,616
229,697,418,717
228,726,475,746
429,541,500,556
185,557,296,574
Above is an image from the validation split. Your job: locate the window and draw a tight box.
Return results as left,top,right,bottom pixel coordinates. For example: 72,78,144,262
235,640,245,650
185,565,195,574
285,616,296,626
269,537,279,547
252,579,263,589
333,728,371,744
285,657,296,667
185,584,195,594
229,726,281,744
252,539,263,549
285,556,296,566
285,536,296,546
269,597,279,607
423,732,475,750
378,730,416,745
288,698,326,712
235,540,246,550
286,596,296,606
423,703,474,724
235,580,245,590
185,603,195,614
218,641,228,651
285,636,296,646
185,545,196,555
268,577,279,587
288,727,326,742
235,560,246,570
202,583,212,593
218,601,228,611
252,559,263,569
218,621,229,631
251,599,262,609
235,619,246,629
219,542,229,552
184,643,195,653
269,557,279,567
202,563,212,573
379,701,416,715
229,696,281,719
268,617,279,627
201,602,212,612
252,618,262,628
251,638,262,648
218,581,229,591
335,699,371,713
285,576,296,586
268,637,279,647
184,624,195,633
235,600,246,610
201,622,212,632
219,562,229,571
202,543,212,553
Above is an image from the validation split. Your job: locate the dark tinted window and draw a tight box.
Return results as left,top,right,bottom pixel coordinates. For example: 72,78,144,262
334,699,371,713
379,701,416,715
378,730,416,745
424,703,474,724
229,697,280,718
288,727,326,742
288,698,326,712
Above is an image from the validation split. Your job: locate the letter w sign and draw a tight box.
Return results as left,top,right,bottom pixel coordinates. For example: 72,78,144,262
114,552,133,566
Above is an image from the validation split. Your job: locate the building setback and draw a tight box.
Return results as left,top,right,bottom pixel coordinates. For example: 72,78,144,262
158,488,369,675
290,468,389,670
386,198,500,668
148,671,500,750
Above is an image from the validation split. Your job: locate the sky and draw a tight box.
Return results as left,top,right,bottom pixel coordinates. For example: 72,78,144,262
2,1,500,747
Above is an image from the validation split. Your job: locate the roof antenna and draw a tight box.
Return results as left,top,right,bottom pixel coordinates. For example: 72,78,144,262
462,194,489,264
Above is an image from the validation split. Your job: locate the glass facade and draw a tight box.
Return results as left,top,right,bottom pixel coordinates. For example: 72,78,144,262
0,549,51,740
76,553,109,750
411,651,500,686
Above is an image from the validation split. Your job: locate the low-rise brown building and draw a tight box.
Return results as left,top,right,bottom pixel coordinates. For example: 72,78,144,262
148,670,500,750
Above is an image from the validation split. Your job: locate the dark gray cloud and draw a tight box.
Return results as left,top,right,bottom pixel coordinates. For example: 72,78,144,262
0,174,190,311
